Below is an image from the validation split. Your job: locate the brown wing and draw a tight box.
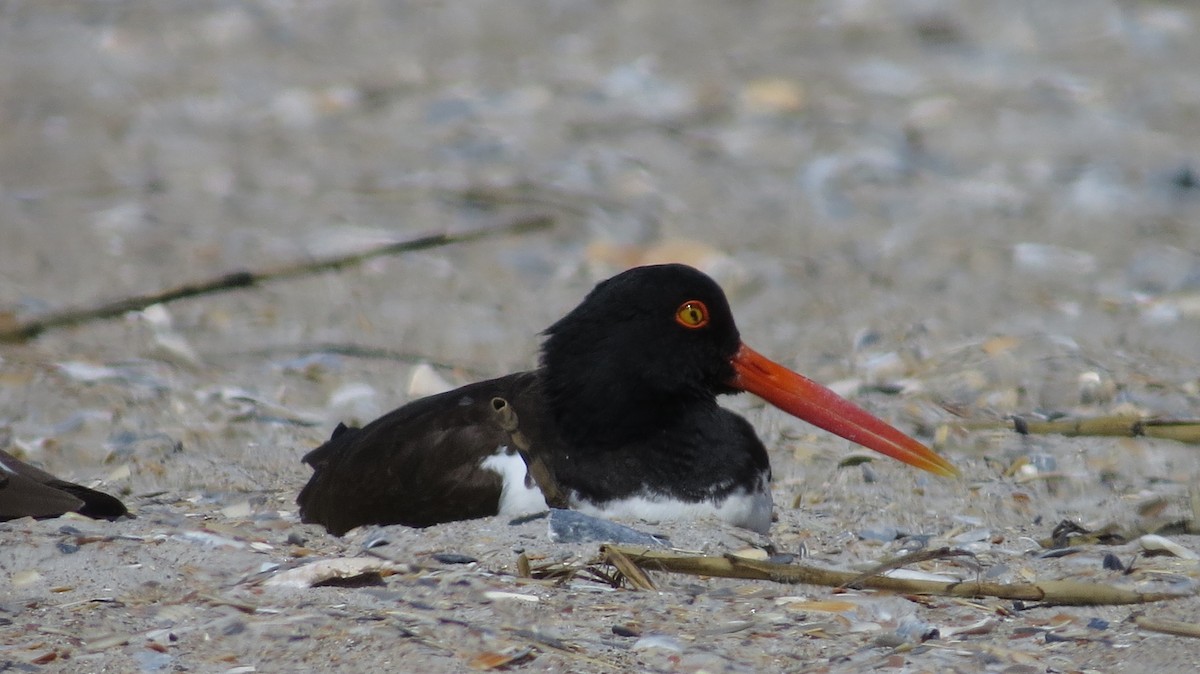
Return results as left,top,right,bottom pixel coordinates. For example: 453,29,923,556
297,372,543,535
0,449,128,521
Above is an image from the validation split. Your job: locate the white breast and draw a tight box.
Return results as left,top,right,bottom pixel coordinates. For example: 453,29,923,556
570,479,774,534
480,449,773,533
480,448,548,518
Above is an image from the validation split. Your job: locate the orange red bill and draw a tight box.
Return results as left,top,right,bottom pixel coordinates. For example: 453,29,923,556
728,343,958,477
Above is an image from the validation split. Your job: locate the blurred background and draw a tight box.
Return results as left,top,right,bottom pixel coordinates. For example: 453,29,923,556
1,0,1198,500
4,3,1200,670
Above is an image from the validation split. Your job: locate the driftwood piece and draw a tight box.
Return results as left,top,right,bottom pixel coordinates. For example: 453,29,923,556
1133,615,1200,639
942,415,1200,445
0,213,552,343
601,545,1192,606
603,546,657,591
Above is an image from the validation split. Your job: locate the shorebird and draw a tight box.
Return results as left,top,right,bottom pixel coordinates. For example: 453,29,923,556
298,263,955,535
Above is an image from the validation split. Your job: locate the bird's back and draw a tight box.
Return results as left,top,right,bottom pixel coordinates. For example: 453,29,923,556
297,372,543,534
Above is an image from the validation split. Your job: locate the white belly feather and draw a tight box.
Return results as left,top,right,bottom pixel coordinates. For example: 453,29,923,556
480,448,773,532
480,448,548,517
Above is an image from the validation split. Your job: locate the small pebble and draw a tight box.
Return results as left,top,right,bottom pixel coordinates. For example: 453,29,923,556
221,501,253,519
11,570,42,587
1013,242,1097,276
951,528,992,544
612,624,642,637
547,509,666,546
1139,534,1199,559
432,553,477,565
859,527,901,542
134,648,173,673
1101,553,1125,571
483,591,539,603
872,632,908,648
632,634,685,653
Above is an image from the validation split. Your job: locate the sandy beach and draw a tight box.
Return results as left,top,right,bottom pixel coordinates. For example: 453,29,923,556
3,2,1200,671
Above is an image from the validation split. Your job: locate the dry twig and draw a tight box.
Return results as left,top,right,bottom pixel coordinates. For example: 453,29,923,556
601,545,1191,606
0,213,552,343
838,547,975,590
1132,615,1200,639
943,415,1200,445
601,546,657,591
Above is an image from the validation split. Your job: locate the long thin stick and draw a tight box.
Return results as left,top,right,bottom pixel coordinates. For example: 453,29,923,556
942,415,1200,445
0,213,553,343
602,545,1190,606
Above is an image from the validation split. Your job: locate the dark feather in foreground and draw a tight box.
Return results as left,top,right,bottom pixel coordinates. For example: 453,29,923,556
0,449,128,522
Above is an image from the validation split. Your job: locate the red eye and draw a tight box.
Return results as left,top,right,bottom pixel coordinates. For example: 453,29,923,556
675,300,709,329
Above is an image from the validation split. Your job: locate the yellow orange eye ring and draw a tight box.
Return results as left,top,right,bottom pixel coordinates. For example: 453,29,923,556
675,300,710,329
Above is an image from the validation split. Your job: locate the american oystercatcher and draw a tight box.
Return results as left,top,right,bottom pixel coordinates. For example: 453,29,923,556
298,264,955,535
0,449,128,522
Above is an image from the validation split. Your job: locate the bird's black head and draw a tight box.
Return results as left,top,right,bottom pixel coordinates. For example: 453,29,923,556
536,264,960,477
540,264,742,445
